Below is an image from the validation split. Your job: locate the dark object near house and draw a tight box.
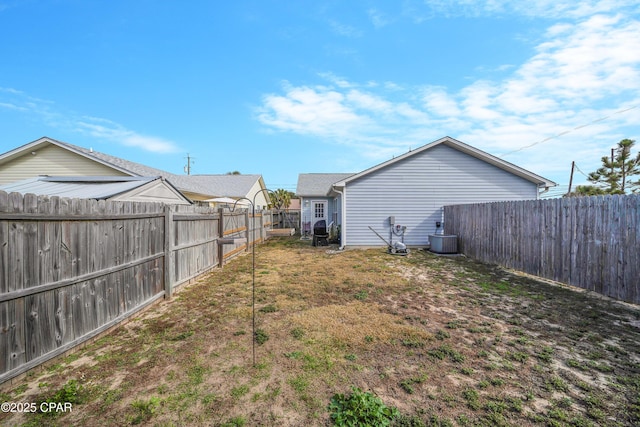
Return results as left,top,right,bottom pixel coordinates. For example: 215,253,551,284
312,220,329,246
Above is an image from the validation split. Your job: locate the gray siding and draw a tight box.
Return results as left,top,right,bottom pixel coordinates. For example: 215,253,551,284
344,144,539,247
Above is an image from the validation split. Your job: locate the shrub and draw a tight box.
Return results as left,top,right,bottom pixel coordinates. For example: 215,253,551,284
328,387,399,426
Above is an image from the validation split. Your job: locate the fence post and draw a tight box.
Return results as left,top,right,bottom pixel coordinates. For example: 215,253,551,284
164,205,174,299
245,210,250,252
218,207,225,268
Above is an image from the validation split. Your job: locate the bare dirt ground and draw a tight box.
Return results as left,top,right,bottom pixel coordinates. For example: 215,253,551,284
2,237,640,426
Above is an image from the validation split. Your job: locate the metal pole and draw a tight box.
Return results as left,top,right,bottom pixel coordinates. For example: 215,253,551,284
248,188,275,367
252,203,256,366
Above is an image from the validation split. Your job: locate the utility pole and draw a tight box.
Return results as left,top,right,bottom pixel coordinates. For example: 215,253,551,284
184,153,195,175
567,161,575,196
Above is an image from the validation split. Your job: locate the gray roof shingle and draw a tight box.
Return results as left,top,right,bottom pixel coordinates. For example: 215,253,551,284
296,173,355,196
182,174,263,198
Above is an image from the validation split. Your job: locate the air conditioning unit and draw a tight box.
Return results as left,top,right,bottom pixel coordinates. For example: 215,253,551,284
429,234,458,254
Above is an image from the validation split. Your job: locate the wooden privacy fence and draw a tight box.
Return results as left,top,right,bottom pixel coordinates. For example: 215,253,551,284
0,191,272,384
271,209,301,231
444,195,639,304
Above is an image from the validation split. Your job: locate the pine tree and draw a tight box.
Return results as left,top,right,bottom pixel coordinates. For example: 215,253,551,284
582,139,640,195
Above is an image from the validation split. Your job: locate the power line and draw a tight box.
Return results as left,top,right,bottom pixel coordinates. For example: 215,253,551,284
574,163,589,178
499,105,638,158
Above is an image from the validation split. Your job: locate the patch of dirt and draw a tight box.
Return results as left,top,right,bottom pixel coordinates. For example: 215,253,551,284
2,237,639,426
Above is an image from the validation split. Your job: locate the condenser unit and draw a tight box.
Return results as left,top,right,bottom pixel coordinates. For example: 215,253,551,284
429,234,458,254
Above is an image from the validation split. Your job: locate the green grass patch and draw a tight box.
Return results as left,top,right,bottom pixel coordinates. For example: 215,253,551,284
254,329,269,345
231,384,250,399
259,304,278,313
129,396,161,425
328,387,399,427
428,344,465,363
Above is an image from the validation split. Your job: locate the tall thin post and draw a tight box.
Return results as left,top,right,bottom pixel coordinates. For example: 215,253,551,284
567,161,575,196
218,207,225,268
164,205,174,299
252,204,256,366
229,188,275,367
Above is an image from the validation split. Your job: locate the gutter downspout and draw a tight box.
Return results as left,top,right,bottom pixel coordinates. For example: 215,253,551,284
332,185,346,250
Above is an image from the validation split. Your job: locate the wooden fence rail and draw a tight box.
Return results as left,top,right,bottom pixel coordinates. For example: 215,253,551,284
0,191,271,384
444,194,639,304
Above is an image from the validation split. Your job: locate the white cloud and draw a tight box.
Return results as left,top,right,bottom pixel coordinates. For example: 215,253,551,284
257,84,368,139
346,90,393,113
368,8,390,28
419,0,638,19
517,14,640,101
422,87,461,117
0,102,27,111
76,117,178,153
328,20,363,37
0,89,179,153
257,9,640,183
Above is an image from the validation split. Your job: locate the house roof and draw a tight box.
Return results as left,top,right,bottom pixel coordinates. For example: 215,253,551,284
333,136,557,189
296,173,356,197
0,175,190,203
0,137,266,199
184,174,265,198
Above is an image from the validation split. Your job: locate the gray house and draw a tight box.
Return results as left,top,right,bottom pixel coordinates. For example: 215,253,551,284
298,136,556,248
296,173,354,238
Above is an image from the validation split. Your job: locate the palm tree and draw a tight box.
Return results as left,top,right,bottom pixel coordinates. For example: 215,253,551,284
270,189,293,209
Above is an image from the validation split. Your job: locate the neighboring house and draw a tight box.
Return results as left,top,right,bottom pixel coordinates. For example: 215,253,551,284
0,136,269,207
296,173,355,237
0,176,192,204
186,174,269,210
297,136,556,248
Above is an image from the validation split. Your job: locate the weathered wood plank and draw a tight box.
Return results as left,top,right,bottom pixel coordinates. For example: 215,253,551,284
8,193,24,293
0,301,9,373
25,290,56,361
0,191,9,293
38,196,52,289
4,299,26,371
54,286,73,347
23,194,39,290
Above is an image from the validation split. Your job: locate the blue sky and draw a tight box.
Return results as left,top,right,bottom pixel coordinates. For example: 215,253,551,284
1,1,639,196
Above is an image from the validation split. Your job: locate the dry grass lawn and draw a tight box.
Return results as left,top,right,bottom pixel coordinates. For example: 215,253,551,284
2,237,640,426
